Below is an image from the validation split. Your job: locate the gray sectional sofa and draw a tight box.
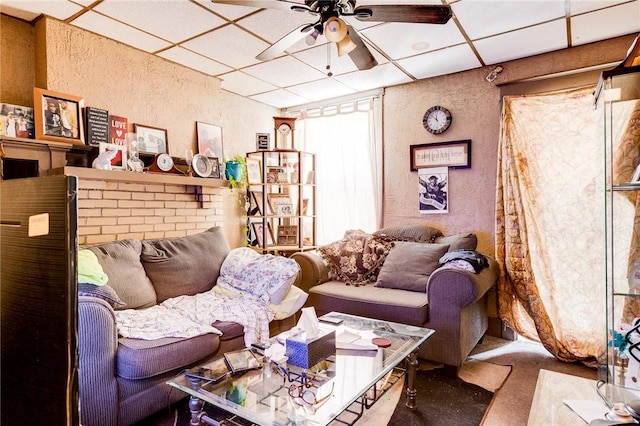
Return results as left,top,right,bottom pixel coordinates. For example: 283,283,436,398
291,225,499,371
78,227,300,426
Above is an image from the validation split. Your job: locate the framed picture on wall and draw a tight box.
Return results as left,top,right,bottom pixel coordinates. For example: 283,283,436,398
33,87,84,145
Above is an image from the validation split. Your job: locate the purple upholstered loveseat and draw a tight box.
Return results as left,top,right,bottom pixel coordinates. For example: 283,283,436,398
291,225,499,372
78,227,302,425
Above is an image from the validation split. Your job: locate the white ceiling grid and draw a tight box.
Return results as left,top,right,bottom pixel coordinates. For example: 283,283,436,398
0,0,637,108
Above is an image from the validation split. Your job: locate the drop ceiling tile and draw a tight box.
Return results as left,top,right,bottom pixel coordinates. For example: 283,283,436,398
71,11,171,53
569,0,633,15
361,20,465,60
94,0,226,43
0,0,82,21
218,71,278,96
571,1,640,46
181,24,269,69
293,43,360,75
243,55,327,87
334,63,413,92
474,19,568,65
452,0,566,40
158,46,232,76
286,78,356,102
249,89,311,109
397,43,481,80
237,8,318,43
193,0,258,20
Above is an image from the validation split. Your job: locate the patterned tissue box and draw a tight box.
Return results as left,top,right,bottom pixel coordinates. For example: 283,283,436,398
286,329,336,369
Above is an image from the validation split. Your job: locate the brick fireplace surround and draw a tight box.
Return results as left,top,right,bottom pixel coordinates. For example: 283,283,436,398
1,137,228,246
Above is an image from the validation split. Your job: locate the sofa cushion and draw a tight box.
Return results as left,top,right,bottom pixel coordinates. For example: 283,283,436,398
88,239,157,310
212,320,245,341
116,333,220,380
141,227,230,303
318,230,394,286
78,283,126,308
434,232,478,251
217,247,300,305
307,281,429,326
374,224,442,243
374,242,450,292
77,249,109,286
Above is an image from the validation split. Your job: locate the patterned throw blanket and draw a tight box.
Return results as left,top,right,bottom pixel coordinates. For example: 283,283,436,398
114,289,274,346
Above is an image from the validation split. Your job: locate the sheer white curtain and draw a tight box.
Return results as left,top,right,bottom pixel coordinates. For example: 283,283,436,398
295,96,382,245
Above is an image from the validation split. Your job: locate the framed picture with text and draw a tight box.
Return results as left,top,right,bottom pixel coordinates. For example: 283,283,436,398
410,140,471,171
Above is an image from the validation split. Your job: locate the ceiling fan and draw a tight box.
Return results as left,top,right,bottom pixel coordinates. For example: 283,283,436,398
212,0,452,71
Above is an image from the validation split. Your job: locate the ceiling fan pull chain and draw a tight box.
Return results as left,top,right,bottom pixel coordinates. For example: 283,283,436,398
326,43,333,77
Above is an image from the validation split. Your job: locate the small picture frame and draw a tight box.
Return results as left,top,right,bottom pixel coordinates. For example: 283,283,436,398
246,158,262,184
197,122,223,160
33,87,84,145
192,153,212,178
251,221,275,247
267,166,288,183
1,103,35,139
251,192,272,215
209,157,221,179
98,142,127,170
256,133,271,151
274,201,294,216
134,124,168,155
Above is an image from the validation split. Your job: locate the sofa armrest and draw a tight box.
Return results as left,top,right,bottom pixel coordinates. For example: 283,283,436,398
427,257,499,309
78,295,119,426
290,252,330,293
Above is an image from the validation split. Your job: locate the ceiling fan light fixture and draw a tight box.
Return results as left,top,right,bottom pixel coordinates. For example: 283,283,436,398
305,28,321,46
324,17,348,42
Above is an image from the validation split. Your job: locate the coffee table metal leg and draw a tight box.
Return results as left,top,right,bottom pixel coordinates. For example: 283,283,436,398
405,350,418,409
189,395,205,425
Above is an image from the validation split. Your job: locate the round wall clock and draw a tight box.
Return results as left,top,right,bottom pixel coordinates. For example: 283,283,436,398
423,106,452,135
192,154,212,178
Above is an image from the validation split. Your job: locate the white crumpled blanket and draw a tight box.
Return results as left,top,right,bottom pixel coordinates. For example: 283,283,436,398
114,289,274,346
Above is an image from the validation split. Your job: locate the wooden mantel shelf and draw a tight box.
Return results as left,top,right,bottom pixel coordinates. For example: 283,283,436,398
48,166,230,188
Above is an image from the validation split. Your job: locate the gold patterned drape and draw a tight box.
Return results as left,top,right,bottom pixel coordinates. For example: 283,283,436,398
496,86,614,365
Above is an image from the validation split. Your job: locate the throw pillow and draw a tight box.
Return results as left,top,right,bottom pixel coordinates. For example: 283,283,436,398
374,242,450,292
78,283,126,308
318,230,394,286
88,239,157,310
141,227,231,303
217,247,300,305
434,232,478,251
373,224,443,243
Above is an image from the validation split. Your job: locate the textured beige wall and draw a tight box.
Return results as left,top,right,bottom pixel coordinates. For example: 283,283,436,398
32,16,277,246
0,15,35,106
382,34,637,256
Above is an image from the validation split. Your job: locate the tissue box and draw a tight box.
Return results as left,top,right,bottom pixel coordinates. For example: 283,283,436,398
286,329,336,369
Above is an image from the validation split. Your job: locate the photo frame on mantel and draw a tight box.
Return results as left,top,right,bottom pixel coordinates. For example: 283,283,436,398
33,87,85,145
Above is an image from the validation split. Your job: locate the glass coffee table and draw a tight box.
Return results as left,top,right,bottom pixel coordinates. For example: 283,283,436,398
168,312,434,426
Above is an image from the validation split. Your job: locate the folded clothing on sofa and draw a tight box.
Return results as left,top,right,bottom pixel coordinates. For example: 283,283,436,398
439,249,489,273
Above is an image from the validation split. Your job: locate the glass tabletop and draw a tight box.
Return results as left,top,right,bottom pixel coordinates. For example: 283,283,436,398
168,312,434,426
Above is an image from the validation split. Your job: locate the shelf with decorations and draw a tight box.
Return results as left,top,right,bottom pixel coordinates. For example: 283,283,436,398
245,149,316,255
595,48,640,409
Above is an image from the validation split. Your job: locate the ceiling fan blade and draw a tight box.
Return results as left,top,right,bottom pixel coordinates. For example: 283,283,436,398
211,0,305,11
346,27,377,71
256,23,315,61
354,5,452,24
